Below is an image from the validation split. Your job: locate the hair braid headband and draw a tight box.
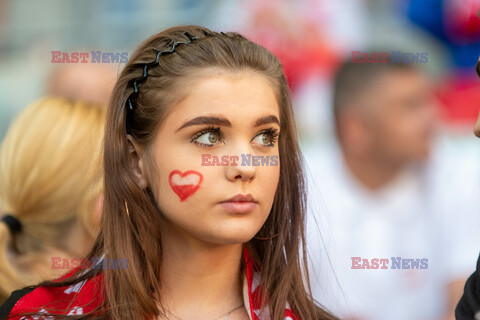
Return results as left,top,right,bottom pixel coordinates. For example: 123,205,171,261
125,31,200,133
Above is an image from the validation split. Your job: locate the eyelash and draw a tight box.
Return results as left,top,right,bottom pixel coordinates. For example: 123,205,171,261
190,126,280,148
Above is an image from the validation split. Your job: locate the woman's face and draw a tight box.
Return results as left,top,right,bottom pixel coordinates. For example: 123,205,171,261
139,70,281,245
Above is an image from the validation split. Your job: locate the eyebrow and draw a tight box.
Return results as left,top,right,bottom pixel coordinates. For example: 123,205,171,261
175,115,280,132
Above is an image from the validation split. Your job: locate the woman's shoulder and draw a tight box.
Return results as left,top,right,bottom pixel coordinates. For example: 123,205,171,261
0,270,104,319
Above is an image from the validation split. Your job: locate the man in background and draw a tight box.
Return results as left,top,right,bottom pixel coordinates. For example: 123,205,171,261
306,58,480,320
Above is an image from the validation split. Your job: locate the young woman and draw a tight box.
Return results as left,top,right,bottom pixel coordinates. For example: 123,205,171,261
0,97,105,303
0,25,337,320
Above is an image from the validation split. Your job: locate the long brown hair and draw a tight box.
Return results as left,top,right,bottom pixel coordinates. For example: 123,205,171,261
10,25,337,320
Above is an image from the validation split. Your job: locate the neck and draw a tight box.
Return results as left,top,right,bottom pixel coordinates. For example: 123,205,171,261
158,224,245,319
64,222,95,258
342,149,405,191
11,222,93,281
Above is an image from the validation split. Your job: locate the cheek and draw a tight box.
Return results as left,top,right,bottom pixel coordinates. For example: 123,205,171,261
150,138,205,202
259,163,281,199
155,168,206,227
379,117,408,142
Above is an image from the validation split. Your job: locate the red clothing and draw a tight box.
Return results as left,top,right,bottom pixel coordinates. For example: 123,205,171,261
0,247,298,320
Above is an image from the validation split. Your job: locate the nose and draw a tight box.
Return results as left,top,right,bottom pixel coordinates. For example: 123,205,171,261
225,155,256,182
224,144,256,183
474,110,480,138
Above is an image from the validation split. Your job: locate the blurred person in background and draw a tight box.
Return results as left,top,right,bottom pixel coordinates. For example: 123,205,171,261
306,58,480,320
46,63,117,105
454,57,480,320
0,96,105,304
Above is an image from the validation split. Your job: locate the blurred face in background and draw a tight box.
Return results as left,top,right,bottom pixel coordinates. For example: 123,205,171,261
356,68,438,165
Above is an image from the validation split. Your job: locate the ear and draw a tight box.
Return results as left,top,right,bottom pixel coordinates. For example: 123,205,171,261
126,135,148,190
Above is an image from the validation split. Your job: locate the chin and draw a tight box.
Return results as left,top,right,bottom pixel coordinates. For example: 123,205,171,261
212,236,255,245
205,222,265,245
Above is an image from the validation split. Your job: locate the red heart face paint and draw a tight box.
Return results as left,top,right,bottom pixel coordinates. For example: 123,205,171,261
168,170,203,201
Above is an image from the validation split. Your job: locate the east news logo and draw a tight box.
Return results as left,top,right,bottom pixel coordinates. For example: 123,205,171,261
51,51,128,63
351,51,428,63
351,257,429,269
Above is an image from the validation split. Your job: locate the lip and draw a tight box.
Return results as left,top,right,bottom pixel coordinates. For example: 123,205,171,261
221,194,257,203
219,194,257,214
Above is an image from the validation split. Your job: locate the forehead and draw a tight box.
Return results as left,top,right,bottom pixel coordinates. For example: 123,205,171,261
163,70,280,126
354,69,428,118
366,68,427,100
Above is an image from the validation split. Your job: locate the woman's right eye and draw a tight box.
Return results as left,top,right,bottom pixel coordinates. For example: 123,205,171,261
196,132,220,145
190,127,222,147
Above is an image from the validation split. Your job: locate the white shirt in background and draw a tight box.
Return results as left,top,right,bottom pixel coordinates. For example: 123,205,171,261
303,140,480,320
